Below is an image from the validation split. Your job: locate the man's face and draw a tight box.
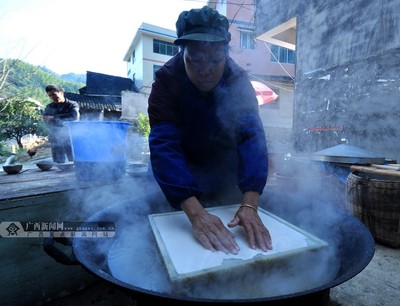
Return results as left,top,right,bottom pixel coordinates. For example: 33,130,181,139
183,41,226,93
47,90,65,103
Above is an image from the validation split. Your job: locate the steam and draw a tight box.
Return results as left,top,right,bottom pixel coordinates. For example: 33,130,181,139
64,123,347,300
107,210,340,299
97,160,344,301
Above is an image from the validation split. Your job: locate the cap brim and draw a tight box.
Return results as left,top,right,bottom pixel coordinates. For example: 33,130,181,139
174,33,226,45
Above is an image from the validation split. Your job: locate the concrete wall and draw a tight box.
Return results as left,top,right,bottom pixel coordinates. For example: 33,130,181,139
256,0,400,161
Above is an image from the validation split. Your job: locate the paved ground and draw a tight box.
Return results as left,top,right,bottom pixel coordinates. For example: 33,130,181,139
329,243,399,306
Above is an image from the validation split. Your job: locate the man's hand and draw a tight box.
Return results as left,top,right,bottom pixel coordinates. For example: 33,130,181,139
228,205,272,252
191,210,240,254
181,196,240,254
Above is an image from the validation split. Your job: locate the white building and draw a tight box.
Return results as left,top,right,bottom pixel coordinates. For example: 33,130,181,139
123,23,178,95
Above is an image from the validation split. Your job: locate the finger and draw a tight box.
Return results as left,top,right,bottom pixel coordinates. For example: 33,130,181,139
227,213,241,228
195,229,235,254
193,214,239,254
210,235,231,254
243,223,257,250
209,217,240,254
255,228,273,252
199,232,231,254
195,232,217,252
215,231,239,254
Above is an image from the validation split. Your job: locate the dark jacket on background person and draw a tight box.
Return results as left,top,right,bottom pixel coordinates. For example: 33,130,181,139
42,99,80,126
43,98,79,163
148,51,268,208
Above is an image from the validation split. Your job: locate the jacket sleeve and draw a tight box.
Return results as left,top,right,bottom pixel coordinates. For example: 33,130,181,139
56,100,80,121
44,100,80,127
148,56,202,208
149,122,203,208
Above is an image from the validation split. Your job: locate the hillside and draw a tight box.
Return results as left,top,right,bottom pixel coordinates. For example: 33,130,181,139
0,58,85,104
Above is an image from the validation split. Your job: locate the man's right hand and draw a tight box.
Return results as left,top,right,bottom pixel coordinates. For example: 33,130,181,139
191,210,240,254
181,196,240,255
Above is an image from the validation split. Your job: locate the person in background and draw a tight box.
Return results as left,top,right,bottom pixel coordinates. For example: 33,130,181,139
148,6,272,255
42,84,80,163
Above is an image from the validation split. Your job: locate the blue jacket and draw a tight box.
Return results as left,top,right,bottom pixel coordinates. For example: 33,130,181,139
148,52,268,208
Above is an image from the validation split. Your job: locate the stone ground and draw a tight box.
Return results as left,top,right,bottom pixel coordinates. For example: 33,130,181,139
329,243,399,306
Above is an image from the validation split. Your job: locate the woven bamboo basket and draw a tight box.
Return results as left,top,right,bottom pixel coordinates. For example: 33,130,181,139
346,172,400,248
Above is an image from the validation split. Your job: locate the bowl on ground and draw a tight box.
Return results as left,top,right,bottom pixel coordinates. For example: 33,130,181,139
36,161,55,171
56,162,75,172
3,164,23,174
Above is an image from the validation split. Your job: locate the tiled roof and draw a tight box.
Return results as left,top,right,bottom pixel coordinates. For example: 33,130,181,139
85,71,139,95
64,71,139,111
65,92,121,111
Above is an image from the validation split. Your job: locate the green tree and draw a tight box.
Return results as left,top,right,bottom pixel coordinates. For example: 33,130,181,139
0,97,48,148
0,58,84,102
136,112,150,137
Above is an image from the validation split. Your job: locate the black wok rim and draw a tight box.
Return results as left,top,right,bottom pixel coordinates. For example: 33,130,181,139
72,201,375,304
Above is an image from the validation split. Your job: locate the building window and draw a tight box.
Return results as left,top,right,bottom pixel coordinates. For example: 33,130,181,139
240,30,255,50
270,45,296,64
131,50,135,64
153,39,179,56
153,64,163,80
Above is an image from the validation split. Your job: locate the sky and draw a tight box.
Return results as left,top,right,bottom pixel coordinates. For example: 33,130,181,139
0,0,207,77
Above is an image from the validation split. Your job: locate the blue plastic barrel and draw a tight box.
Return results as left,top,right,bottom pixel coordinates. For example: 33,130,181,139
65,121,130,182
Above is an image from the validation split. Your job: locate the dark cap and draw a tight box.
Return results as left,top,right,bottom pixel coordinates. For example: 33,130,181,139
174,6,231,45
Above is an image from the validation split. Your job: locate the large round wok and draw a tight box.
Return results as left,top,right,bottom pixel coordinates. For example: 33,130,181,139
48,186,375,306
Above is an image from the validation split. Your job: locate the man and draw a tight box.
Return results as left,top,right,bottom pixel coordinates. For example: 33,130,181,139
148,6,272,254
42,84,79,163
